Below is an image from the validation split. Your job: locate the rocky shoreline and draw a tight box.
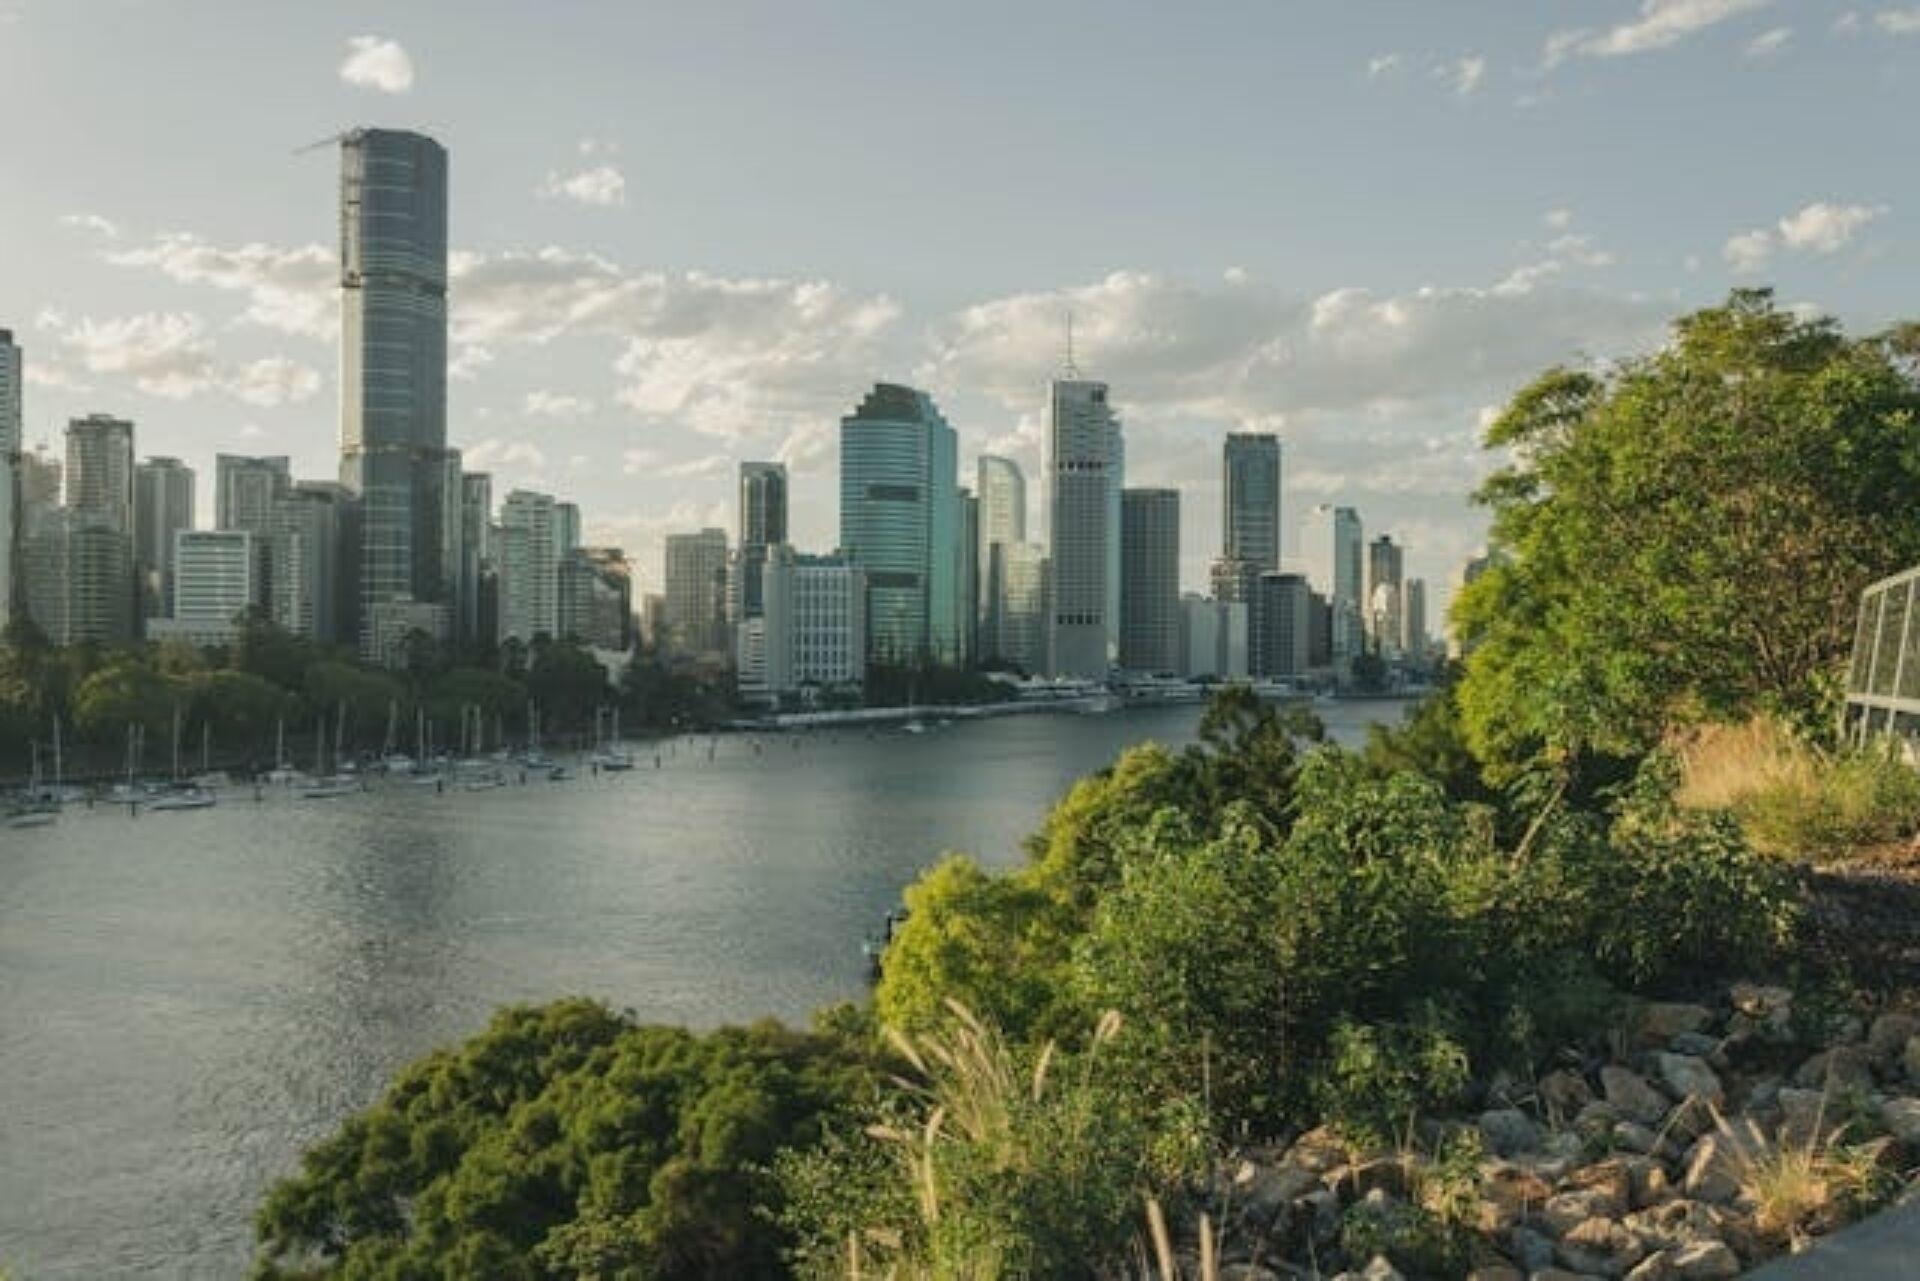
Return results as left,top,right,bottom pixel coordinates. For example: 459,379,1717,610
1185,982,1920,1280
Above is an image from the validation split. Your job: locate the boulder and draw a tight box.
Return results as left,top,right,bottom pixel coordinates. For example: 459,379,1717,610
1880,1095,1920,1147
1541,1069,1596,1117
1774,1087,1838,1149
1611,1121,1664,1157
1868,1012,1920,1064
1793,1044,1875,1094
1482,1107,1545,1157
1557,1216,1647,1277
1465,1264,1525,1281
1667,1240,1739,1280
1638,1003,1714,1044
1654,1053,1725,1110
1624,1199,1727,1251
1602,1067,1671,1125
1682,1123,1767,1205
1544,1188,1628,1235
1508,1224,1557,1272
1669,1033,1722,1063
1728,983,1793,1041
1286,1125,1349,1174
1625,1252,1679,1281
1562,1161,1633,1214
1904,1033,1920,1085
1235,1159,1323,1233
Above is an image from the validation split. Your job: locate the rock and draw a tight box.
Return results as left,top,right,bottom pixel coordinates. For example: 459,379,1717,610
1542,1069,1596,1117
1602,1067,1670,1125
1682,1123,1767,1205
1610,1154,1673,1209
1625,1200,1727,1251
1668,1240,1740,1279
1530,1272,1601,1281
1509,1224,1557,1272
1905,1034,1920,1085
1562,1161,1634,1214
1869,1012,1920,1064
1639,1003,1714,1044
1794,1044,1874,1094
1483,1161,1555,1219
1358,1258,1404,1281
1730,982,1793,1030
1332,1156,1415,1202
1285,1125,1349,1174
1774,1087,1837,1149
1557,1216,1647,1276
1466,1263,1525,1281
1655,1053,1725,1110
1669,1032,1722,1062
1881,1096,1920,1146
1482,1107,1545,1156
1612,1120,1662,1156
1544,1188,1627,1235
1236,1160,1324,1225
1626,1252,1679,1281
1300,1187,1342,1246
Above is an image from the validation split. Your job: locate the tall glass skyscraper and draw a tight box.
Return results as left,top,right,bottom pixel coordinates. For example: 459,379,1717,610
735,461,788,622
1223,432,1282,572
1120,487,1181,674
1302,502,1364,663
838,384,959,664
338,128,451,657
0,329,20,631
1046,376,1123,679
134,457,196,620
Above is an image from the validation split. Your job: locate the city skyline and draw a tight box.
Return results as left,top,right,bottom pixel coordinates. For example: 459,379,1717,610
3,2,1915,615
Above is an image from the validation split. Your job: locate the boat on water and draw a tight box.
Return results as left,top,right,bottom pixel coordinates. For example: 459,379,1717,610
148,786,217,812
6,806,57,829
300,777,355,800
902,720,929,735
463,771,507,792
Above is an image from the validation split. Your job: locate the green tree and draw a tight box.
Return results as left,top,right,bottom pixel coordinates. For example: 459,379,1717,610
1456,290,1920,780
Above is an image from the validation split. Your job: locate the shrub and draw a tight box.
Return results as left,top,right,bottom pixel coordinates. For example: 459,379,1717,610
1315,1012,1471,1153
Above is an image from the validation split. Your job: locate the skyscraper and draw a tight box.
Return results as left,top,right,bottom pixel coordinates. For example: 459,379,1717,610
0,329,21,631
134,457,196,621
663,528,730,660
268,484,344,643
1223,433,1282,572
1120,488,1181,674
1046,374,1123,679
1402,578,1428,661
498,489,559,644
976,454,1025,663
1301,503,1364,664
957,488,979,664
735,461,789,623
1366,534,1405,657
838,383,960,664
60,414,137,640
215,454,290,534
164,529,255,643
1253,571,1312,678
66,414,135,530
338,128,452,658
459,472,493,648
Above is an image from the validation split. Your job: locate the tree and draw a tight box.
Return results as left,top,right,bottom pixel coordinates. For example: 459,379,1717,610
1456,290,1920,780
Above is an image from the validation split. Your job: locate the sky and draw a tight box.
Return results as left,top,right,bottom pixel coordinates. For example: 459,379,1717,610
1,0,1915,614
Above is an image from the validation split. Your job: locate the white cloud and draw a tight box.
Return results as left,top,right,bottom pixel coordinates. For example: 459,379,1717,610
1545,0,1769,66
1366,52,1402,78
1744,26,1793,56
463,437,549,474
524,390,594,417
659,453,733,479
1877,7,1920,33
102,233,334,339
1544,208,1574,231
60,212,120,239
51,311,320,404
1834,10,1863,32
1722,200,1886,273
1435,54,1486,97
537,164,628,208
449,344,494,381
1722,228,1776,273
339,35,414,93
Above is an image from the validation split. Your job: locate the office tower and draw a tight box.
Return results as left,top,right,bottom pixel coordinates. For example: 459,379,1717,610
1366,534,1405,656
1301,503,1364,664
338,128,453,658
266,485,344,642
1402,578,1428,662
19,448,60,527
66,414,135,529
1181,594,1248,680
459,472,493,648
994,543,1049,676
150,529,254,645
133,457,196,622
559,546,633,651
1223,433,1282,572
215,454,290,533
555,500,581,556
640,593,668,650
0,329,18,631
1120,488,1181,674
497,489,559,644
1448,549,1498,659
733,461,788,624
739,545,867,703
663,528,730,660
1253,571,1312,678
838,384,960,664
975,454,1025,660
1046,373,1123,679
22,510,135,645
957,488,978,665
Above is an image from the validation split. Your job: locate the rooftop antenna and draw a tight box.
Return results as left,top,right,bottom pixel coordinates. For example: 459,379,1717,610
1062,310,1081,379
293,131,347,157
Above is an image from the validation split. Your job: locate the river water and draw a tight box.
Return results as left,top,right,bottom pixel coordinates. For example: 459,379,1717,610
0,698,1406,1278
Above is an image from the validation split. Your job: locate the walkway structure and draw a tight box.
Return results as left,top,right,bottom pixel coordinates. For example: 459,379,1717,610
1843,565,1920,746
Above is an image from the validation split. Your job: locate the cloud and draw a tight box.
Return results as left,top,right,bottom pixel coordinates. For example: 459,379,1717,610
1436,54,1486,96
524,390,594,417
1724,200,1887,272
339,35,414,93
60,212,120,239
1877,7,1920,33
537,164,628,208
1744,25,1793,56
1545,0,1769,66
50,311,321,404
1544,208,1574,231
1366,52,1402,78
101,232,335,339
463,437,549,473
1834,10,1863,32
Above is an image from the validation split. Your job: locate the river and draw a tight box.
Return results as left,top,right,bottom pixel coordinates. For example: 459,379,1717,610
0,698,1407,1278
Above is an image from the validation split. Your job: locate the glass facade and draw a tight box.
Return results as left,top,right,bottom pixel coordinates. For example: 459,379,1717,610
838,384,959,664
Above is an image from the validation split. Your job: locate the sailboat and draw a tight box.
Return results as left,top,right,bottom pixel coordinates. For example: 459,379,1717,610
301,707,355,799
409,705,445,786
591,705,634,771
8,736,59,828
150,705,217,811
192,719,230,789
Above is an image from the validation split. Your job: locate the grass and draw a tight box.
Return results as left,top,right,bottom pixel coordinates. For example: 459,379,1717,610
1709,1094,1900,1252
1675,717,1920,862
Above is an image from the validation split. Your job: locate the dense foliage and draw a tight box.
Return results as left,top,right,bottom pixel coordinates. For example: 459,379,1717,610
1455,290,1920,780
253,1001,881,1280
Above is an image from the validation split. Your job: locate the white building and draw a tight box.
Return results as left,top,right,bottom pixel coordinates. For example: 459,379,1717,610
1180,594,1248,680
498,489,559,643
148,529,254,648
1045,375,1123,679
738,546,867,703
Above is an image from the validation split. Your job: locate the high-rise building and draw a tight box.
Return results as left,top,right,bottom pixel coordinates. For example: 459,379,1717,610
957,488,978,665
1223,433,1282,572
739,545,867,703
1448,549,1499,659
975,454,1025,661
1181,594,1248,680
22,509,135,645
1253,571,1312,678
1046,375,1123,679
459,472,493,648
1366,534,1405,657
663,528,730,661
134,457,196,621
0,329,20,632
19,448,60,529
1120,488,1181,674
994,543,1049,676
498,489,558,644
554,500,581,556
215,454,290,534
1402,578,1428,662
734,461,789,624
838,384,960,664
267,484,345,642
1301,503,1364,664
559,546,633,651
156,530,254,646
66,414,135,530
338,128,453,659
